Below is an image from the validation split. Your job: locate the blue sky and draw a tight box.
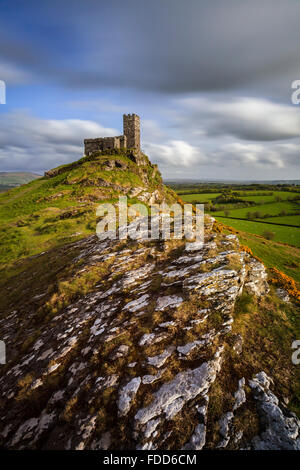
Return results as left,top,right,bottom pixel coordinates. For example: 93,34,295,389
0,0,300,179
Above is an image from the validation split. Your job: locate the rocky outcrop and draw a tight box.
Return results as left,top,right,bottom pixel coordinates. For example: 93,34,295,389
249,372,300,450
43,151,174,207
0,216,298,450
244,259,269,297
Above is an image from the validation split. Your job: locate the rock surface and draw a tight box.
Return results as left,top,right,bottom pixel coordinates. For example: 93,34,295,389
249,372,300,450
0,215,298,450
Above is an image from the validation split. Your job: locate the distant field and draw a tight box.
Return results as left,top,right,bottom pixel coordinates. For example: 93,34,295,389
0,172,40,192
181,191,299,208
177,185,300,283
215,216,300,247
180,190,299,201
214,201,300,219
181,193,221,202
239,191,299,202
180,190,300,228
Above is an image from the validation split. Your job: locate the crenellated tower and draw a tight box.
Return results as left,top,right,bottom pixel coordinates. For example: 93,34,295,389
84,113,141,157
123,114,140,151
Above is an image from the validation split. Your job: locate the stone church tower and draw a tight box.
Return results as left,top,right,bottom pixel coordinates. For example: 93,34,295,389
84,113,141,155
123,114,140,151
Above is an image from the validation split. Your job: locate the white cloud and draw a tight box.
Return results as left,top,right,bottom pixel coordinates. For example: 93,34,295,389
0,111,118,172
219,142,286,168
144,140,207,167
0,104,299,179
179,96,300,141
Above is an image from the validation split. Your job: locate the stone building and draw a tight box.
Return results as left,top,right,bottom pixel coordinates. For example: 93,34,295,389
84,114,140,156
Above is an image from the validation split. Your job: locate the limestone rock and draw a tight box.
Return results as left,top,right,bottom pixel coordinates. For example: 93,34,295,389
244,259,269,297
276,288,290,303
118,377,141,417
249,372,300,450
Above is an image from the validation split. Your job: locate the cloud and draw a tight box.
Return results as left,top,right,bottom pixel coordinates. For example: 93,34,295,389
216,142,286,168
0,111,117,172
0,1,300,179
176,96,300,141
0,109,299,179
144,129,300,174
1,0,300,97
142,108,300,177
144,140,207,167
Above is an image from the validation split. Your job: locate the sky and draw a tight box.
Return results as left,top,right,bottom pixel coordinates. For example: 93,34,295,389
0,0,300,180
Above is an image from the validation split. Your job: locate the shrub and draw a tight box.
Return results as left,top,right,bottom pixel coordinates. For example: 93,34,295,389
270,267,300,301
262,230,275,240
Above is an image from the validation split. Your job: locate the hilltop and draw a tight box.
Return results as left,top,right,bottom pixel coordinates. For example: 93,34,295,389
0,150,177,266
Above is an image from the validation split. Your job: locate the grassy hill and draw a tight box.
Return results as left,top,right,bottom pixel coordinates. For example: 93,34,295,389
0,159,299,450
0,150,177,267
0,171,40,192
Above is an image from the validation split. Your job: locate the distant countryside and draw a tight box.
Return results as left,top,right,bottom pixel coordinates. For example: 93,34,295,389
168,182,300,283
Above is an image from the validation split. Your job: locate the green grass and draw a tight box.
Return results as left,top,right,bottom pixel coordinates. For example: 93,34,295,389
239,191,299,202
216,218,300,283
216,216,300,247
262,215,300,226
181,190,299,205
181,191,300,228
214,201,300,219
231,288,300,417
0,151,174,267
178,187,300,283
